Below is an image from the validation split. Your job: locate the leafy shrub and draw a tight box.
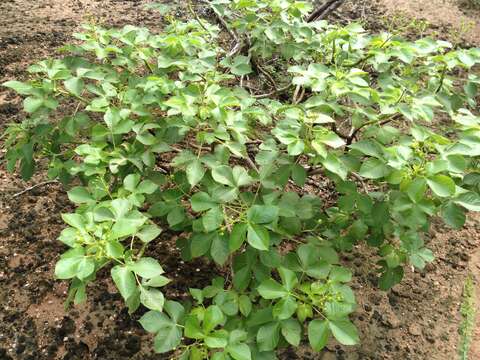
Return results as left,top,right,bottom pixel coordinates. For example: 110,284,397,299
3,0,480,358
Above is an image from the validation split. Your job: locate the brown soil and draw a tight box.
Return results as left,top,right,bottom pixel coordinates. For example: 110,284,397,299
0,0,480,360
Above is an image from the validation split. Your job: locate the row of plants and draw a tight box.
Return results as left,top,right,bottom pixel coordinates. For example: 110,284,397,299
2,0,480,358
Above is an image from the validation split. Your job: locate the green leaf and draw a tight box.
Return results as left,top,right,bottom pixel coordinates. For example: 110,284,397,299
230,56,252,76
154,324,182,353
111,265,137,301
454,191,480,211
212,166,235,186
64,77,84,97
3,80,33,95
359,158,390,179
67,187,95,204
281,319,301,347
191,192,217,212
247,224,270,251
227,343,252,360
441,202,466,229
144,275,171,287
187,160,205,188
308,319,330,351
191,233,214,257
55,255,83,279
203,206,224,232
229,223,247,252
328,319,359,345
131,257,164,279
61,214,85,230
256,322,280,352
317,131,346,148
24,97,44,113
139,311,172,333
426,175,456,197
139,311,182,354
278,267,298,291
205,330,229,348
76,257,95,280
140,286,165,312
272,296,297,320
111,211,147,239
322,154,347,179
137,224,162,243
232,166,253,187
258,279,287,299
247,205,279,224
185,315,204,339
239,294,252,317
210,234,230,265
378,266,404,290
204,305,225,333
291,164,307,186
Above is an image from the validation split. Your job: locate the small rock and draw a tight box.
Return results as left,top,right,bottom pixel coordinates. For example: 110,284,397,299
383,312,402,329
408,324,422,336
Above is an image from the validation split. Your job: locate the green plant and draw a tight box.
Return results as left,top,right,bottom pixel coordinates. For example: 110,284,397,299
2,0,480,358
459,274,477,360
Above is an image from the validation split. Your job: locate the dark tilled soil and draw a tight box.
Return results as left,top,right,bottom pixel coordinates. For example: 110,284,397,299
1,1,480,359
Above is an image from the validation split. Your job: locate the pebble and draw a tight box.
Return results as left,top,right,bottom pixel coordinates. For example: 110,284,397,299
408,324,422,336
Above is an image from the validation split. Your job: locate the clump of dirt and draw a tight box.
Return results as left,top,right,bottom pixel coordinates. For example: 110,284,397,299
1,0,480,359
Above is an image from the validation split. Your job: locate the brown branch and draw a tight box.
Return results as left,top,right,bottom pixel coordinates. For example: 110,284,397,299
253,83,292,99
12,180,60,198
204,0,242,57
306,0,346,23
346,113,402,145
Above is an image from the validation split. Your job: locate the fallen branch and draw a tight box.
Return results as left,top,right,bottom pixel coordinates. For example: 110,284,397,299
12,180,60,198
204,0,242,57
306,0,347,23
346,113,402,145
253,83,292,99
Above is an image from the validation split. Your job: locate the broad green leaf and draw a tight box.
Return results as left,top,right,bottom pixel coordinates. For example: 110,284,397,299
256,322,280,352
258,279,287,299
137,224,162,243
140,286,165,312
229,223,247,252
191,192,217,212
64,77,84,97
154,324,182,353
281,319,301,346
239,294,252,317
272,296,297,320
205,330,229,348
67,187,95,204
247,205,279,224
187,160,205,188
441,202,466,229
359,158,389,179
204,305,225,333
454,191,480,211
328,319,359,345
427,175,456,197
247,224,270,251
308,319,330,351
210,234,230,265
111,265,137,301
76,257,95,280
131,257,164,279
3,80,33,95
322,154,347,179
278,267,298,291
227,343,252,360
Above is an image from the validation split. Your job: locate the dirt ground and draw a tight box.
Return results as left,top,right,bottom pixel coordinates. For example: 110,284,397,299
1,0,480,359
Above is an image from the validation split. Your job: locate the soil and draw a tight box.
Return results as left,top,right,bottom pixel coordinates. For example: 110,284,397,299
1,0,480,360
